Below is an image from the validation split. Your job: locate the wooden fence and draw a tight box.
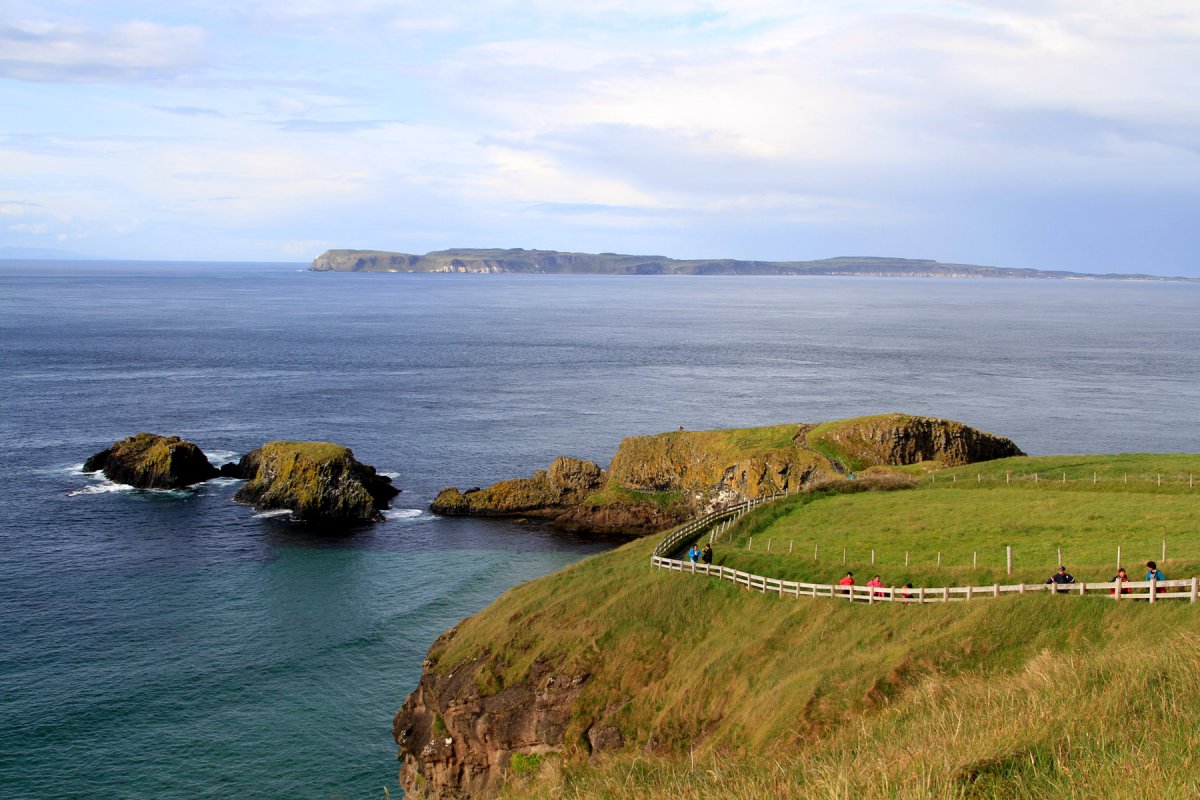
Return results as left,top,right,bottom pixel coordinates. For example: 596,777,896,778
649,491,1199,604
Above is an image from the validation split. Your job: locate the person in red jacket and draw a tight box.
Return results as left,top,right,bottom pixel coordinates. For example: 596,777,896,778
1111,567,1131,595
866,574,884,596
838,571,855,596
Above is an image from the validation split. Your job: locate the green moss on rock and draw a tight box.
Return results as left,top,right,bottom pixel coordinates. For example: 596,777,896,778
84,433,219,489
429,415,1025,535
234,441,399,523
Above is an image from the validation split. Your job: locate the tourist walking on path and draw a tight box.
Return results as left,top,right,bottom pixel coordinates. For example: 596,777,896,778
700,543,712,564
688,544,701,563
838,571,854,596
1046,566,1076,592
1111,567,1131,595
1145,561,1166,582
866,575,884,596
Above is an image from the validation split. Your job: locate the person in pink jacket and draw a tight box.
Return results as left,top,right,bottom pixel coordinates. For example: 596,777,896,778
866,575,884,596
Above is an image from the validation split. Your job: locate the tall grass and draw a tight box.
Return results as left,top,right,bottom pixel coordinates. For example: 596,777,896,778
419,454,1200,799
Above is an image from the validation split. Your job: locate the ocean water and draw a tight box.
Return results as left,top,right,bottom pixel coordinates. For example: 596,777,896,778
1,261,1198,799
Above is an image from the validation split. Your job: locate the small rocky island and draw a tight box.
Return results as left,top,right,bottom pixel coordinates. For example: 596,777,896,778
430,414,1023,534
228,441,399,523
84,433,219,489
84,434,399,524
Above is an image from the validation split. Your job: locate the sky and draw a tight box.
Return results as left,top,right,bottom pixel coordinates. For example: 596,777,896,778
1,1,1199,274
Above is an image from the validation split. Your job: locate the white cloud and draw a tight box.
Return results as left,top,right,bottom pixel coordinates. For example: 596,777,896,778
0,19,206,82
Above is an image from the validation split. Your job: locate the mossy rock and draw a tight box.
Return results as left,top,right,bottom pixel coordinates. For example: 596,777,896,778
83,433,219,489
806,414,1024,472
233,441,399,523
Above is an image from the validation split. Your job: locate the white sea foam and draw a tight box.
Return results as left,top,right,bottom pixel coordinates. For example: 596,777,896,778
206,450,240,466
67,480,193,499
383,508,432,522
379,471,401,479
253,509,294,519
206,477,242,487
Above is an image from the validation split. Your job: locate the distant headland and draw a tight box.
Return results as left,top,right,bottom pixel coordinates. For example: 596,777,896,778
310,247,1193,280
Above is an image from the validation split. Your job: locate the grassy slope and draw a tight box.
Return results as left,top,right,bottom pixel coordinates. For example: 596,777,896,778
421,454,1200,799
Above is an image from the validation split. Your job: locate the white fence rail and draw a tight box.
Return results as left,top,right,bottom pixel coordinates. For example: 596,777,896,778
649,491,1199,604
651,556,1200,603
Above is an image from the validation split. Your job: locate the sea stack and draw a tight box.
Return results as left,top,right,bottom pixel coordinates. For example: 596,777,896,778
83,433,220,489
232,441,399,523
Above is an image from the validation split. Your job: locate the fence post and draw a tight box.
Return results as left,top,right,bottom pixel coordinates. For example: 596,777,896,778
1006,545,1012,575
1191,577,1198,604
789,540,793,554
993,583,1000,598
1150,577,1157,603
767,539,772,553
1162,540,1166,562
973,551,977,568
748,537,752,551
1006,472,1010,484
871,549,875,565
918,587,925,604
943,586,949,602
1117,545,1121,572
905,551,909,567
1114,578,1120,601
1057,547,1062,567
843,548,846,565
966,584,973,601
937,552,941,568
1094,471,1097,485
814,544,818,560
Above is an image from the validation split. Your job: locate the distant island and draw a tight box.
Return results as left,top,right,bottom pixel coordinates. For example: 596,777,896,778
310,248,1192,281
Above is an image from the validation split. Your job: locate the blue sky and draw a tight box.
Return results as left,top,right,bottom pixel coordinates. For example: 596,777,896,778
2,1,1199,275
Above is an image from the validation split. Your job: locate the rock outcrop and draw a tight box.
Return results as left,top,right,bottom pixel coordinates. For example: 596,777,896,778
394,630,590,799
83,433,219,489
232,441,398,522
429,415,1023,534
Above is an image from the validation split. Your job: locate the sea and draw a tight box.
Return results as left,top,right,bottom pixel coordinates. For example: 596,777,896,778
1,261,1198,799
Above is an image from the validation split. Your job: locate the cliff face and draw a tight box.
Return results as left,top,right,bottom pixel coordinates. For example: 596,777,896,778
428,415,1023,534
807,414,1024,469
83,433,219,489
394,629,592,799
232,441,398,522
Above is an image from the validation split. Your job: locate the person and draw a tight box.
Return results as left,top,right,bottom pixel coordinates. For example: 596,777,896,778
866,574,884,596
700,543,712,564
1045,565,1075,593
1111,567,1131,595
900,582,914,600
838,571,855,596
687,544,700,563
1145,560,1166,582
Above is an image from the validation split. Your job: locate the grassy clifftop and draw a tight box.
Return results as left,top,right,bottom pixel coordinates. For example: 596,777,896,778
431,415,1023,534
398,452,1200,799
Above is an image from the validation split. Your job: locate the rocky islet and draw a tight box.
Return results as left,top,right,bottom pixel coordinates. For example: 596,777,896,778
83,434,399,524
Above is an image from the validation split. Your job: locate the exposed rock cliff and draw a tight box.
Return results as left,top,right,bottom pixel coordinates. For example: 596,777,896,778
83,433,219,489
394,628,591,799
232,441,398,522
806,414,1024,469
429,415,1023,534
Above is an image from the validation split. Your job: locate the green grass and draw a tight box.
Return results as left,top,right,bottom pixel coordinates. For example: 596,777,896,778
411,453,1200,799
584,482,685,511
713,455,1200,587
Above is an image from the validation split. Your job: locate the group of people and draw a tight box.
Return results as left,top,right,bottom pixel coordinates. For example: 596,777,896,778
1045,561,1166,593
687,543,713,564
830,560,1169,598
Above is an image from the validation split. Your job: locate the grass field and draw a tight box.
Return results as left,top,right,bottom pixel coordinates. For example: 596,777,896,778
712,454,1200,587
415,453,1200,799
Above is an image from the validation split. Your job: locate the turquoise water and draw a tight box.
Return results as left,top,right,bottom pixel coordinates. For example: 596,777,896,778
2,262,1198,798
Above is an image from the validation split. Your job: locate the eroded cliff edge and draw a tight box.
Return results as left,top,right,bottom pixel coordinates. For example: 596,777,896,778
429,414,1023,535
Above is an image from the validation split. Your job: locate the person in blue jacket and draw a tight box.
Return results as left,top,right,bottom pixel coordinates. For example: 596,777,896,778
1045,565,1075,592
1145,560,1166,582
688,544,701,563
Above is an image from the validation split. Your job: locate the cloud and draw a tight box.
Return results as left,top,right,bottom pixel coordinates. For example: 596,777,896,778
0,19,205,82
277,119,389,133
153,105,223,117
